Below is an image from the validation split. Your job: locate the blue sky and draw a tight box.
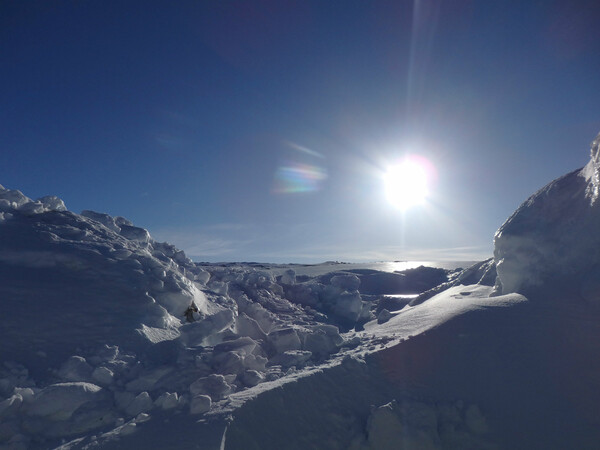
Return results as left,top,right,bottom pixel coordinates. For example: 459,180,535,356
2,1,600,263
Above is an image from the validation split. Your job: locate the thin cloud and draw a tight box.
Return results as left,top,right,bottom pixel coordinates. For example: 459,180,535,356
149,224,258,260
284,140,326,159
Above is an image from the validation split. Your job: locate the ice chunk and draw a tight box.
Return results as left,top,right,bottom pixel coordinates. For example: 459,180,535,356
212,351,245,375
81,210,121,232
333,291,363,322
268,328,302,354
157,281,208,317
37,196,67,212
124,392,153,416
244,303,276,333
213,337,258,355
303,326,342,359
377,309,393,324
208,280,229,295
285,283,319,307
88,345,119,364
189,374,233,401
18,201,45,214
194,268,211,285
280,269,296,285
0,188,31,209
119,225,151,243
240,369,265,387
204,309,236,333
269,350,312,369
242,354,268,372
189,394,211,414
235,313,268,341
91,367,115,386
25,382,106,420
154,392,179,410
57,356,93,382
330,274,360,291
14,388,35,404
114,216,133,227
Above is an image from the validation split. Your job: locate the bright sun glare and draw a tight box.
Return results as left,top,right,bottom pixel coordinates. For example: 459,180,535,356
384,158,430,210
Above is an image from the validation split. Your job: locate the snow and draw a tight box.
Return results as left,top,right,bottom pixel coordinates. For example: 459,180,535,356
494,133,600,298
2,131,600,449
23,382,107,422
189,394,212,415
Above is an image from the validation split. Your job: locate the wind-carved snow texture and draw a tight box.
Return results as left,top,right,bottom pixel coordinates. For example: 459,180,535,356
494,131,600,299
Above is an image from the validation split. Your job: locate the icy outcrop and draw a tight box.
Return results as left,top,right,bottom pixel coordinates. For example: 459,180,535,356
494,132,600,298
0,186,67,218
0,185,211,371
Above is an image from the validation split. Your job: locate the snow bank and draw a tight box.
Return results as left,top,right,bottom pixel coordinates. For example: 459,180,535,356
494,132,600,298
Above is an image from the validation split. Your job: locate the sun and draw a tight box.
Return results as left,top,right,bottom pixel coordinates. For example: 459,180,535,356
383,158,430,210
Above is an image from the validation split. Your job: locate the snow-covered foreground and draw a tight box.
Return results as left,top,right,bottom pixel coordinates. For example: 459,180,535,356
2,133,600,449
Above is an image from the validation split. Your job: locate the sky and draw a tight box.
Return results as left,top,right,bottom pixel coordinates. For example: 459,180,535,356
2,0,600,263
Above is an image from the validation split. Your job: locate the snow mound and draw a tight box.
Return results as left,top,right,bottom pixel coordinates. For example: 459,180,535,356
1,184,395,449
0,185,210,371
494,132,600,299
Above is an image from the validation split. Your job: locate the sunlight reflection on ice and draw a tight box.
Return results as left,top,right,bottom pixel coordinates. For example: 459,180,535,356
382,260,434,272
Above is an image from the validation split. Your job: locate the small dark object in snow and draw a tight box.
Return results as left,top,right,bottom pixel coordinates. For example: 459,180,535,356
184,301,199,322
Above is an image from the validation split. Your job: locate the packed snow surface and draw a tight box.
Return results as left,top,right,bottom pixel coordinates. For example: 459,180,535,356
2,133,600,450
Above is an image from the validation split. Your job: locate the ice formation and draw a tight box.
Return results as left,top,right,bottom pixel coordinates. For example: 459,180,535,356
494,132,600,299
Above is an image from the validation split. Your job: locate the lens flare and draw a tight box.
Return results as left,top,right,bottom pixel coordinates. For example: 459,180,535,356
273,163,328,194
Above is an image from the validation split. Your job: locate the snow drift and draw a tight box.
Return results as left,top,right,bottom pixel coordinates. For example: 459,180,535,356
494,132,600,301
